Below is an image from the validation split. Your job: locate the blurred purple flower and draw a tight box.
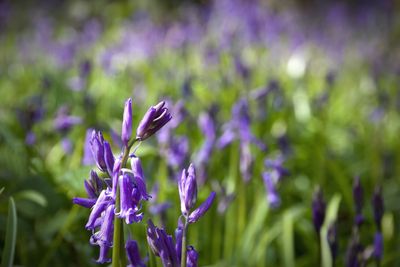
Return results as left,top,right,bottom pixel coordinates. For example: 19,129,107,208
312,187,326,234
353,176,364,226
372,186,384,231
262,172,281,208
126,239,146,267
82,128,95,166
54,106,82,134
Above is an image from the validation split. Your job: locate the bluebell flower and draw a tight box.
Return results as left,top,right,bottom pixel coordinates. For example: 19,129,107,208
126,239,146,267
122,98,133,145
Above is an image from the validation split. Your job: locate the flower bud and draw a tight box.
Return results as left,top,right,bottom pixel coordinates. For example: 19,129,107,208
188,191,216,224
122,98,133,145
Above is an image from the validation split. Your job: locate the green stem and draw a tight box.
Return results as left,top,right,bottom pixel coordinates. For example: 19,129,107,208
112,139,138,267
181,219,189,267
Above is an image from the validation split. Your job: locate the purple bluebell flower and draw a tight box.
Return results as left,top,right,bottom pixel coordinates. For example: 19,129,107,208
186,246,198,267
136,101,172,141
90,204,115,264
61,137,73,154
175,218,184,261
373,232,383,261
122,98,133,145
264,156,290,182
53,106,82,133
25,131,36,146
188,191,216,224
103,141,115,175
130,156,151,200
262,172,281,208
372,186,384,230
353,176,364,226
90,130,107,172
85,189,113,230
82,128,95,166
116,171,143,224
73,170,104,208
312,187,326,234
146,220,180,267
178,164,198,216
126,239,146,267
240,143,254,182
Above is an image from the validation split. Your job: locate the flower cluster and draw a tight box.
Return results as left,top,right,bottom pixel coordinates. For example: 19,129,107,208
73,98,171,263
147,164,215,267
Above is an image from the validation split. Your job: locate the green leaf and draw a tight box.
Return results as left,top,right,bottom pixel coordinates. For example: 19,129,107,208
14,190,47,207
321,194,341,267
0,187,4,196
1,197,17,267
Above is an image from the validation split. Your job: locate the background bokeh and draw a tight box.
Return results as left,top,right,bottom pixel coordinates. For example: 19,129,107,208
0,0,399,266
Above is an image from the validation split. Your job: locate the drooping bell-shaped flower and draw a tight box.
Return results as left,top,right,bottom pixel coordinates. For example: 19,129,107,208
178,164,198,216
312,187,326,234
122,98,133,146
136,101,172,141
85,189,113,230
130,156,151,200
90,204,115,264
103,141,115,176
186,246,198,267
126,239,146,267
188,191,216,224
90,130,107,172
116,172,143,224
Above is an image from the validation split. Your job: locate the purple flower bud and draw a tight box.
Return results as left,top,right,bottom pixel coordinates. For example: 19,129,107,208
72,197,96,208
372,186,384,230
89,170,103,194
186,246,198,267
86,190,112,230
312,187,326,234
175,218,184,260
146,220,179,266
126,239,146,267
373,232,383,260
122,98,133,145
90,130,107,172
116,173,143,224
84,180,97,199
130,156,151,200
111,156,122,198
136,101,172,141
353,176,364,226
178,164,198,216
188,191,216,224
103,141,115,175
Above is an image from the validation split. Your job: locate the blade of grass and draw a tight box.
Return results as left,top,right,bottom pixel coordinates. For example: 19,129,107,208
1,197,17,267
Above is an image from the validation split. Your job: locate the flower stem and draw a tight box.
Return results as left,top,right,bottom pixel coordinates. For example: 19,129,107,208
181,219,189,267
112,139,138,267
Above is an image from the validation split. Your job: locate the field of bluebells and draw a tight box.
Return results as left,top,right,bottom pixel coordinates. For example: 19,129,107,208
0,0,399,266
